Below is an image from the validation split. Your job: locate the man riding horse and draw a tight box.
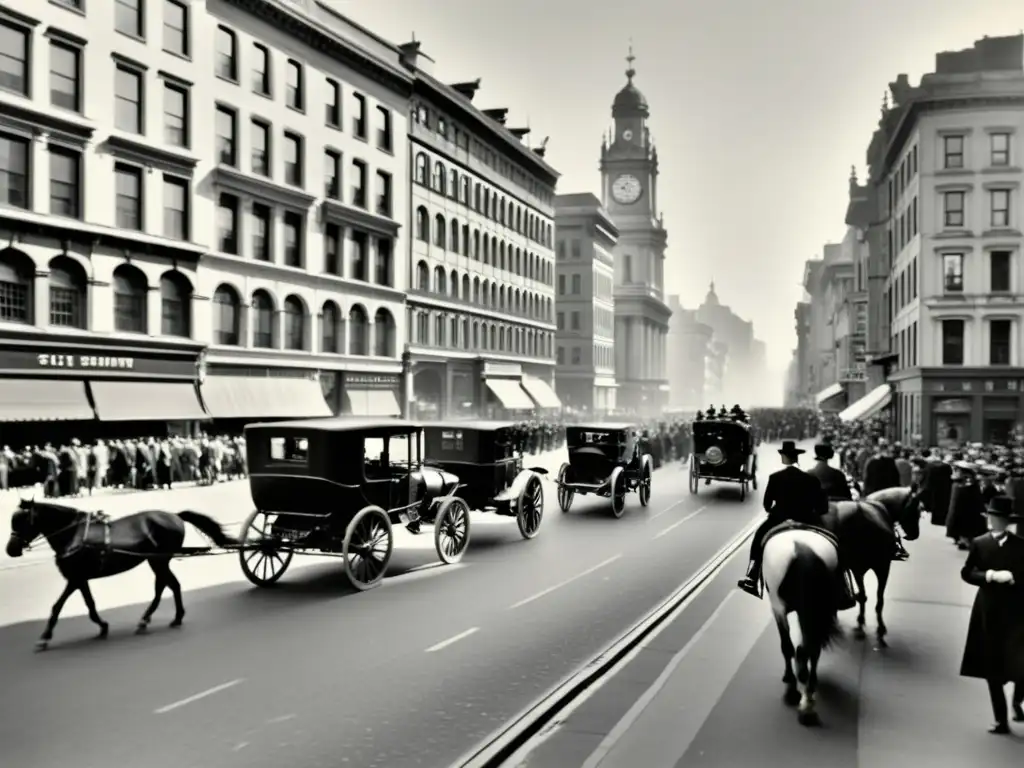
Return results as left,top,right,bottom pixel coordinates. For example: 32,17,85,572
737,440,856,609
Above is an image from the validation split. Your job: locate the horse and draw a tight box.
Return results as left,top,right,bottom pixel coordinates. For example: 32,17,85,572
5,498,237,651
824,486,922,648
762,524,844,726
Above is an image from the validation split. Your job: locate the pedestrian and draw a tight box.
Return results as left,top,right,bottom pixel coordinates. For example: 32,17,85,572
958,495,1024,734
948,462,986,550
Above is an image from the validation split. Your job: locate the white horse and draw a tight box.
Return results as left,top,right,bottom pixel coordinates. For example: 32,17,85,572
762,525,844,726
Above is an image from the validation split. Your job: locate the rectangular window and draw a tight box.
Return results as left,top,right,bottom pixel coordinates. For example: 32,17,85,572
351,159,366,207
163,175,189,240
0,133,30,209
163,82,188,147
324,223,341,275
49,41,81,112
941,319,965,365
115,66,143,134
115,163,143,230
557,274,565,295
991,250,1011,292
351,231,367,281
943,191,964,228
251,202,271,261
283,211,302,268
571,274,581,294
991,132,1010,166
283,131,303,186
115,0,144,37
943,135,963,169
215,106,236,166
326,79,340,126
991,189,1010,228
352,93,366,138
324,150,340,199
286,59,303,110
990,319,1012,365
217,193,238,254
0,22,28,97
49,146,80,218
571,347,581,365
375,170,391,217
252,43,270,95
251,119,269,176
943,253,964,293
571,239,581,258
375,238,391,285
162,0,188,56
570,311,580,330
215,26,237,81
375,106,392,150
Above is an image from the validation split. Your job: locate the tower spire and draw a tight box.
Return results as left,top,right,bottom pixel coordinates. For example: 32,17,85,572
626,40,636,83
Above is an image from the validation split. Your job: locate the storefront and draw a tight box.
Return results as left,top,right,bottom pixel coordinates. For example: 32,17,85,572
479,361,535,417
339,372,403,417
0,331,208,443
199,364,334,424
520,373,562,411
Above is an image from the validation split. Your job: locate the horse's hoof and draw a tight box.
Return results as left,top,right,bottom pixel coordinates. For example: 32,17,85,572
97,624,109,639
783,689,801,707
798,710,821,727
34,641,48,652
852,627,866,640
169,619,183,628
135,623,149,635
874,638,888,650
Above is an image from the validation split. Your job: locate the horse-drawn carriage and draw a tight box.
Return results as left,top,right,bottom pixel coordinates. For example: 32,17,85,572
556,423,653,518
421,421,546,539
239,417,473,591
688,418,757,499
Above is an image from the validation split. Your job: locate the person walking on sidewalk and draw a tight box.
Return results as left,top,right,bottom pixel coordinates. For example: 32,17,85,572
959,495,1024,734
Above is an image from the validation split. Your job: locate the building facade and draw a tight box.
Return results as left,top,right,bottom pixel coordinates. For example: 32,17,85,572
402,43,560,418
599,52,671,415
554,193,618,413
694,282,765,406
666,297,711,410
0,0,413,429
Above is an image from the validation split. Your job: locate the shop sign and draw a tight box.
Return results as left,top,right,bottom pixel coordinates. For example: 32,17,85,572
933,379,1022,393
933,398,972,413
0,347,201,378
38,353,135,369
344,373,400,390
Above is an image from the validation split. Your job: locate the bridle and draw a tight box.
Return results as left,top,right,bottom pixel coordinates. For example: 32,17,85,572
8,500,83,553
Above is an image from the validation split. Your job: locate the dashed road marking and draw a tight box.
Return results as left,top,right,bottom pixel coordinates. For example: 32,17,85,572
653,505,708,539
425,627,480,653
154,678,245,714
508,554,623,610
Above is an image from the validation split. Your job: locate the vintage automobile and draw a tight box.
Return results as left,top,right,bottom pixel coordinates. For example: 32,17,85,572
688,418,757,499
421,421,545,539
239,418,471,591
556,423,653,518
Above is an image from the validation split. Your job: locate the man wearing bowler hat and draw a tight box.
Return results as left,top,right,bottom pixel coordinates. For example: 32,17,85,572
959,495,1024,734
805,443,852,501
738,440,854,608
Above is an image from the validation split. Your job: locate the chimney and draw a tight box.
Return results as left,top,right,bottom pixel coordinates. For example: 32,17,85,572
449,79,482,101
509,127,531,140
482,108,509,125
398,40,421,70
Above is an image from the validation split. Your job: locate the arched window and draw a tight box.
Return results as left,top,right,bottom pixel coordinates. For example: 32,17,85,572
489,325,496,349
416,311,429,344
499,198,506,225
415,206,429,241
433,265,446,294
415,153,427,184
160,271,192,337
481,322,489,350
481,279,490,306
374,308,395,357
0,248,33,324
450,218,460,252
432,161,445,194
283,295,305,350
449,269,458,298
251,289,275,348
461,274,470,299
448,168,458,197
483,189,490,217
482,236,490,264
433,214,446,248
416,260,429,291
48,256,86,328
213,284,240,345
499,241,506,270
113,264,148,333
434,313,445,346
472,321,479,349
348,305,368,355
321,301,340,353
461,176,470,204
472,230,480,259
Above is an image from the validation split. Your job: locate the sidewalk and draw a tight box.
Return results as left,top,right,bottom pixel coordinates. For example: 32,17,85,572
517,516,1023,767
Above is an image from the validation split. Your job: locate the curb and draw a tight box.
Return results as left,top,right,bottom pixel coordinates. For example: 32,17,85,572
450,515,761,768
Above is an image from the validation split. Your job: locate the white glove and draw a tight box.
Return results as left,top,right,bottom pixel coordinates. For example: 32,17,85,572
988,570,1015,584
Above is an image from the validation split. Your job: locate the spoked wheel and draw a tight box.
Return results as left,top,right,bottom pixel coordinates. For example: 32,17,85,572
609,466,627,519
688,457,699,494
638,458,652,507
434,497,471,564
556,462,575,513
342,505,394,591
516,474,544,539
751,459,758,490
239,510,294,587
739,481,747,501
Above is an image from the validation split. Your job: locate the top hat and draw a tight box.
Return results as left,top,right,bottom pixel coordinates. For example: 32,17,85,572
779,440,805,459
985,495,1016,518
813,443,834,460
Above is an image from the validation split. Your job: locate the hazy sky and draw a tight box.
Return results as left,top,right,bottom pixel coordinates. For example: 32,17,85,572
342,0,1022,373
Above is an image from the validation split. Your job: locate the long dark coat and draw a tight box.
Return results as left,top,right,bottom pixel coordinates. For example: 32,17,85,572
959,532,1024,682
862,455,901,496
922,460,953,526
946,481,986,541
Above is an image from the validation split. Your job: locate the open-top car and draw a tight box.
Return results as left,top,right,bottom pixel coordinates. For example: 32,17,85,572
421,421,546,539
240,418,471,591
556,423,653,518
688,418,757,499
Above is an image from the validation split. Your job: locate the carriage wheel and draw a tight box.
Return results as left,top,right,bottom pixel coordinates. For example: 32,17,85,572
516,474,544,539
556,462,575,513
739,481,747,501
239,510,294,587
638,459,652,507
609,466,627,518
434,497,471,564
342,506,394,591
688,457,699,495
751,459,758,490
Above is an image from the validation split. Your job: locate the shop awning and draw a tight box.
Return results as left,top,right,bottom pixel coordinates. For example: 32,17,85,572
0,379,94,422
344,388,402,417
521,376,563,409
839,384,893,423
485,378,536,410
90,381,208,422
200,376,333,420
814,382,845,407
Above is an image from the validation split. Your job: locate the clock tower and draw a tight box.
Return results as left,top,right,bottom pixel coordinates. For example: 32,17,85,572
600,46,672,415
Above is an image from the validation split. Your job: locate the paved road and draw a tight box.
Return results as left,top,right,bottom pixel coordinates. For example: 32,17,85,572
0,445,777,768
518,493,1024,768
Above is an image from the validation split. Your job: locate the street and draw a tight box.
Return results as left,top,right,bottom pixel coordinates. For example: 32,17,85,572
0,447,770,768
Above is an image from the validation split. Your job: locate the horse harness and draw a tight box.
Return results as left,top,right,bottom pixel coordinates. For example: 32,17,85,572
63,511,112,562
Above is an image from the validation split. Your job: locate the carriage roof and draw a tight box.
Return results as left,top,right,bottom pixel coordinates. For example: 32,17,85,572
566,422,638,434
422,420,516,434
244,417,420,436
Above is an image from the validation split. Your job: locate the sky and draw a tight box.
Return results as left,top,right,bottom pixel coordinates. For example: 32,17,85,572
340,0,1023,391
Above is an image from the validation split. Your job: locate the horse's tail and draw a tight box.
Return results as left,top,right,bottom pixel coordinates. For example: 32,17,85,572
780,541,842,651
177,510,238,547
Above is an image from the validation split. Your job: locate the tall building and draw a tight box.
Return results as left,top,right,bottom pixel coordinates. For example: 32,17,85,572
599,50,671,415
554,193,618,413
694,282,765,405
402,43,560,418
804,245,856,413
666,297,711,410
0,0,411,431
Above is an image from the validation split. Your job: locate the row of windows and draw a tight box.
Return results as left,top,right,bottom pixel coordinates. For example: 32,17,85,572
935,318,1013,366
555,344,614,368
890,196,918,257
412,261,552,322
413,208,551,284
410,309,553,357
556,307,614,337
940,131,1013,172
889,144,918,209
414,153,551,247
892,256,918,316
939,250,1013,294
941,189,1015,230
412,101,554,206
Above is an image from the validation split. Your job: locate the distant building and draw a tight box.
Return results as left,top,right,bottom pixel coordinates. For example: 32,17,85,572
695,282,765,405
666,297,711,410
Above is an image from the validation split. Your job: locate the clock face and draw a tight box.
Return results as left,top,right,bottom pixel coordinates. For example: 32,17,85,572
612,174,642,205
622,129,634,141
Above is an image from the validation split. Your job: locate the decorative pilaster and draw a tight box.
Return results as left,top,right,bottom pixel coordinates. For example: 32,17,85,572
33,270,49,327
146,285,162,336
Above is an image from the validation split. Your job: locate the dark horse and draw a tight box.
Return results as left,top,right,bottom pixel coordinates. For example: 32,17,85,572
5,498,237,651
823,486,922,648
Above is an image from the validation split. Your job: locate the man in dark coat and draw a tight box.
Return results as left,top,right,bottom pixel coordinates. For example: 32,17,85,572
959,496,1024,734
737,441,853,608
921,452,954,527
948,462,986,550
862,441,901,496
805,444,852,500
